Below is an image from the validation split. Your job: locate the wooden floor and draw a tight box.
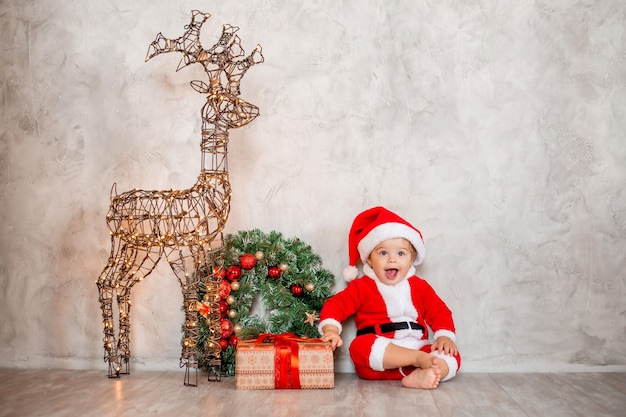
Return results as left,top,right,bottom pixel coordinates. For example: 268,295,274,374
0,368,624,417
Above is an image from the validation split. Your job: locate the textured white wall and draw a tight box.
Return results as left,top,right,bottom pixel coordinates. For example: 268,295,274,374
1,0,625,374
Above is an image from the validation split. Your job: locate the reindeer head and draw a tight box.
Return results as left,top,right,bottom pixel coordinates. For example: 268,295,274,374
145,10,264,128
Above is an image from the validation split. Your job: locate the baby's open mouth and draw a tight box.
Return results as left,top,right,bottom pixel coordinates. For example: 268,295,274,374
385,268,399,279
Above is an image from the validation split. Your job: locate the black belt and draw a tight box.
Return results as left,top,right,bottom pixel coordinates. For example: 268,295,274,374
356,321,425,337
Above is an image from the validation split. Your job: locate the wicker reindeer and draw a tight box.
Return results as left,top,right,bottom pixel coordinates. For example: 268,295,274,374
96,10,263,384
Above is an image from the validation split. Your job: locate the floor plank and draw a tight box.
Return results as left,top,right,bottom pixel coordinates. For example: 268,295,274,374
431,373,528,417
491,373,626,417
556,373,626,417
0,369,624,417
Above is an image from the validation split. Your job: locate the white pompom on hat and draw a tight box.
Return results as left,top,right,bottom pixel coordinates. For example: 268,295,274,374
343,206,426,281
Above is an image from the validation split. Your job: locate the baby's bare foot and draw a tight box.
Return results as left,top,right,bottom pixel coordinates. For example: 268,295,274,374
403,355,443,389
430,357,442,376
401,367,441,389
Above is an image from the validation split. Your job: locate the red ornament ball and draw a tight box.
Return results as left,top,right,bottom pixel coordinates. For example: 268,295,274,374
213,266,226,280
290,284,304,297
226,265,242,281
219,300,229,316
268,266,281,279
219,338,229,350
221,319,233,338
239,253,257,270
219,280,231,299
229,334,239,346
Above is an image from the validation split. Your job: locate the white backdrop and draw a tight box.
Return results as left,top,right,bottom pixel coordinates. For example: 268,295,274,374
1,0,625,373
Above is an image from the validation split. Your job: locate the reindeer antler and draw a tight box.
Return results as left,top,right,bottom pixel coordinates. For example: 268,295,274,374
145,10,211,68
145,10,264,97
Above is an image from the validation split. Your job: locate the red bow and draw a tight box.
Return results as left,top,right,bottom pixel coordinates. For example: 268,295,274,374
255,333,323,389
195,301,211,318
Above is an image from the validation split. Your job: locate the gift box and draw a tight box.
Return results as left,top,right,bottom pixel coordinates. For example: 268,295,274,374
235,333,334,389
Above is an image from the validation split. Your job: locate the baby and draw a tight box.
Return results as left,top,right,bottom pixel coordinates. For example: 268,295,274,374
319,206,461,389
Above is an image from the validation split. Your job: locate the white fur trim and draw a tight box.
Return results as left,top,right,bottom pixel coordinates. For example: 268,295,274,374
362,264,376,280
357,222,426,266
405,266,416,280
369,337,391,372
433,329,456,342
430,350,459,381
343,265,359,281
318,318,342,337
365,269,418,320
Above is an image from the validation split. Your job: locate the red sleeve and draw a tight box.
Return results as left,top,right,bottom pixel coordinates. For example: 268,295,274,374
412,278,456,335
319,279,363,324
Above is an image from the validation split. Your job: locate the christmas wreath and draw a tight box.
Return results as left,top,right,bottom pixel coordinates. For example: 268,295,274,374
193,229,335,376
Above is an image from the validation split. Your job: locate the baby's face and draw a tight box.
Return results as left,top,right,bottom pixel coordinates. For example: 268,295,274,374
367,238,415,285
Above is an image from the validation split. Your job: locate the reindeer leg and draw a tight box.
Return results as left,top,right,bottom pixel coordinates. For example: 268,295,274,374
166,244,212,386
198,244,225,382
167,245,201,385
97,235,163,377
115,244,164,374
96,235,128,377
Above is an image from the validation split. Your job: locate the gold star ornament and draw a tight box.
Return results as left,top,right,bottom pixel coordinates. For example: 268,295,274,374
304,311,319,327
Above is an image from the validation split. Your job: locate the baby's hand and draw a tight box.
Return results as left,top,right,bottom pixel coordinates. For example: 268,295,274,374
321,326,343,350
431,336,458,356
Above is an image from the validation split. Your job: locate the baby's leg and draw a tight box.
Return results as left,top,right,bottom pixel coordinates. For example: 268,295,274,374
382,344,442,371
383,344,449,389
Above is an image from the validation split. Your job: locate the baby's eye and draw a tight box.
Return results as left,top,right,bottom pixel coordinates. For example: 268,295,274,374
379,250,388,256
398,251,407,257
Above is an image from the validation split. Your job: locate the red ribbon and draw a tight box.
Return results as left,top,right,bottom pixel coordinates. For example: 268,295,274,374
255,333,323,389
195,301,211,318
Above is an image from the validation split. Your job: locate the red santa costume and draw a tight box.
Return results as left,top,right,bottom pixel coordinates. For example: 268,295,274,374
318,206,461,381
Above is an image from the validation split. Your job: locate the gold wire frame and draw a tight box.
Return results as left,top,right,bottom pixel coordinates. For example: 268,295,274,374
95,10,263,385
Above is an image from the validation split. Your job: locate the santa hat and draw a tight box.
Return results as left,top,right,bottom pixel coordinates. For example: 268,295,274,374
343,206,426,281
